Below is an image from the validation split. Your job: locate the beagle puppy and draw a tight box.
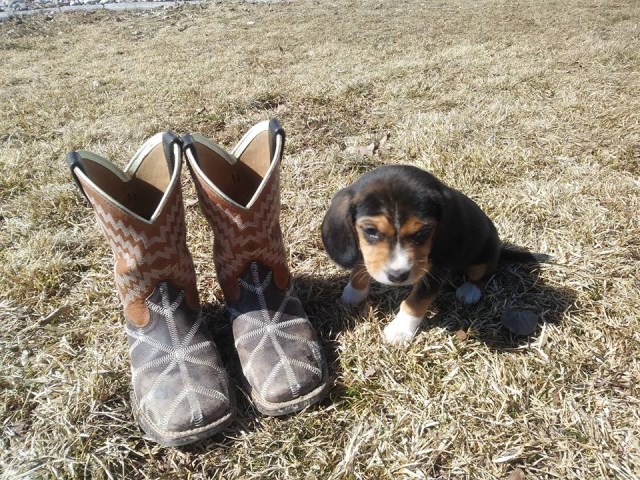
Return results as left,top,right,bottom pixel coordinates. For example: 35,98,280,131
321,165,538,346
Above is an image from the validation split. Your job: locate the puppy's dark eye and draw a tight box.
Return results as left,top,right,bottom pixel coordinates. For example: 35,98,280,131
410,227,430,245
362,226,381,241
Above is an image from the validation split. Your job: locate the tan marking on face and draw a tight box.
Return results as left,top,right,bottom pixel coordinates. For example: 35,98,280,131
399,219,437,284
399,216,428,237
356,214,439,284
355,215,395,280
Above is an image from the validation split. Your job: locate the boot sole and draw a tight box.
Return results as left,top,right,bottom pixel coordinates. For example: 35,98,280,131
131,391,235,447
243,358,331,417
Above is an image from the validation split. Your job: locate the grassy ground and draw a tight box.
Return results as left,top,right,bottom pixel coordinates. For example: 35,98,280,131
1,0,639,478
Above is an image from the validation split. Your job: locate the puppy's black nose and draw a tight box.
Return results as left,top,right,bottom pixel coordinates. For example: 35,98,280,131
386,268,410,283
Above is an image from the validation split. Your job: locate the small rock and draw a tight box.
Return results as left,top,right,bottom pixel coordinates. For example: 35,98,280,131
502,309,538,336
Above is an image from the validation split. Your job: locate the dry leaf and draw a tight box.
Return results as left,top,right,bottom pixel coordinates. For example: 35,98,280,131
379,132,390,147
493,448,522,463
359,142,377,157
454,329,468,341
502,309,538,336
22,304,70,333
8,420,28,436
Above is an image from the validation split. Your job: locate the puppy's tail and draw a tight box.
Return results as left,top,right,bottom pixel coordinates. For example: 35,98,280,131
500,244,553,264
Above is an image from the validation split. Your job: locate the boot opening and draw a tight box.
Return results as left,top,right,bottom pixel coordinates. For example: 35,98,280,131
84,143,172,220
195,131,271,208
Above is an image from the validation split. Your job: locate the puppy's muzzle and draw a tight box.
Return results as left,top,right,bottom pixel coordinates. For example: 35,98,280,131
386,268,410,284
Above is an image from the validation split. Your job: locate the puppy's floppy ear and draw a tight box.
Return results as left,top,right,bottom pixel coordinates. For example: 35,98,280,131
321,187,361,268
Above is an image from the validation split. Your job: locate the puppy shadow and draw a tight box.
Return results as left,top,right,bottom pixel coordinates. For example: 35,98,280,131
426,260,576,350
295,258,576,356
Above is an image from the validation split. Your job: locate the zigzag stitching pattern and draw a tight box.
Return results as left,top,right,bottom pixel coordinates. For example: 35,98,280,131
115,263,195,307
89,190,195,312
93,199,184,251
200,176,281,232
93,202,188,271
215,245,286,286
194,178,286,285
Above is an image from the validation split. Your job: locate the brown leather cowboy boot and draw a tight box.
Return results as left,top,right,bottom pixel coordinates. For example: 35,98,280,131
67,132,234,446
183,119,329,416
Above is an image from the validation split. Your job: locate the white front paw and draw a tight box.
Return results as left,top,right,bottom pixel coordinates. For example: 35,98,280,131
341,282,369,305
456,281,482,304
383,310,423,346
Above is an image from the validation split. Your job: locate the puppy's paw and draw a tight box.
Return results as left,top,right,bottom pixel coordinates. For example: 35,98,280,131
383,310,423,346
456,281,482,304
341,282,369,305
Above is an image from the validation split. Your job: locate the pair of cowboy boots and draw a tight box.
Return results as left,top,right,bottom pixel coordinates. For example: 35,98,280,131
67,119,329,446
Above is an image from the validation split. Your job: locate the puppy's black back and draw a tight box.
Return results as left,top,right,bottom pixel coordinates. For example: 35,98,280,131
430,181,500,271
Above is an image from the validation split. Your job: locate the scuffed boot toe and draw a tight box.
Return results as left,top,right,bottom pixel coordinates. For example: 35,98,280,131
232,262,329,416
128,282,235,446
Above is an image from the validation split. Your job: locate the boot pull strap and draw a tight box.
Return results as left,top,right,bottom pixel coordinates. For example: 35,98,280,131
268,118,285,159
181,134,197,161
66,151,90,202
162,131,182,175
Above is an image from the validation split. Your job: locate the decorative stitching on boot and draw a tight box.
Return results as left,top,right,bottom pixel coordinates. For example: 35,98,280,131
126,283,230,432
232,263,322,401
89,187,197,321
193,173,288,293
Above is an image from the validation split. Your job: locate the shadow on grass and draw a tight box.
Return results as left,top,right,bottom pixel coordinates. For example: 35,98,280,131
184,259,574,449
295,257,576,353
427,260,576,349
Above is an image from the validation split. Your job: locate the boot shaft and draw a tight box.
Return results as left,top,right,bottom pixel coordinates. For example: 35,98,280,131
184,120,290,302
184,121,330,414
68,133,199,326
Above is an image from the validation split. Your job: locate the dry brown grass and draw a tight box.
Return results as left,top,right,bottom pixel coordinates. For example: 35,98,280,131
1,0,639,478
